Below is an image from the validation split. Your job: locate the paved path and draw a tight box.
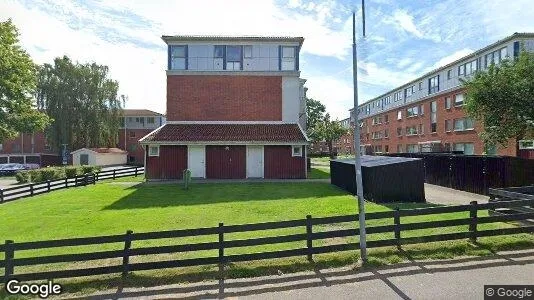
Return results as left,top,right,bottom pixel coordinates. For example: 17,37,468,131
424,183,489,205
73,249,534,300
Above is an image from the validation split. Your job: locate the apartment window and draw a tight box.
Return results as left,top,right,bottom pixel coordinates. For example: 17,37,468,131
374,145,383,153
148,145,160,157
445,96,452,109
384,96,391,104
419,104,424,115
372,116,382,125
445,119,453,132
407,106,419,117
454,143,474,155
170,45,187,70
385,145,389,153
244,45,253,58
128,117,133,122
214,45,224,58
454,117,475,131
428,75,439,94
226,46,242,70
406,126,418,136
418,81,423,91
384,129,389,138
500,47,508,60
405,86,415,98
281,46,296,71
147,117,155,124
447,69,452,79
135,117,140,123
394,91,403,102
397,144,403,153
129,131,136,138
519,140,534,150
454,93,464,106
485,47,508,68
397,127,403,136
397,110,402,120
460,60,477,76
407,144,419,153
292,145,302,157
384,114,389,123
430,101,437,133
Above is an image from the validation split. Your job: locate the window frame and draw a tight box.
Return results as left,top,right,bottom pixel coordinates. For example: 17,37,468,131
291,145,302,157
170,45,187,70
244,45,253,58
148,145,160,157
281,46,297,71
454,93,464,107
428,75,440,94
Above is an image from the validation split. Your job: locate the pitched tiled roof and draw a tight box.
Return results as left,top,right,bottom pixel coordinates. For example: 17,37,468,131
123,109,164,117
88,148,128,154
140,124,308,143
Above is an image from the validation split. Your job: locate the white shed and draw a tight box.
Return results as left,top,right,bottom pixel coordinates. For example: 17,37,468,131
71,148,128,166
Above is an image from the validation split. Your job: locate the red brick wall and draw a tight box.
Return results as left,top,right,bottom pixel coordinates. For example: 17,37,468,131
264,145,305,178
167,75,282,121
359,89,518,156
0,132,53,154
117,129,153,164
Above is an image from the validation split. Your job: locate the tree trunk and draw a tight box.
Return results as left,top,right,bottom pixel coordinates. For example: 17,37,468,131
327,140,335,159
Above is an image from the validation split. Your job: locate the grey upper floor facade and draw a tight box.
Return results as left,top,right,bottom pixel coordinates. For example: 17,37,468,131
351,33,534,121
163,35,304,74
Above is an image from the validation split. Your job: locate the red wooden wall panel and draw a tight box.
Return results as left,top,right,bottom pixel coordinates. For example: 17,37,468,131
264,145,305,179
206,146,246,179
146,145,187,179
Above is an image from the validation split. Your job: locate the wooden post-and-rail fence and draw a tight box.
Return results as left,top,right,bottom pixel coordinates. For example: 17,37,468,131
0,166,144,203
1,198,534,283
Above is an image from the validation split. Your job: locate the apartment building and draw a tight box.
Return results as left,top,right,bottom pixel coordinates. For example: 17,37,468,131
118,109,166,164
140,35,309,179
352,33,534,158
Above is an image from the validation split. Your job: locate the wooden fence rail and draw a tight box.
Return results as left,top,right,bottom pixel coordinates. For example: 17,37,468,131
0,166,144,203
1,198,533,283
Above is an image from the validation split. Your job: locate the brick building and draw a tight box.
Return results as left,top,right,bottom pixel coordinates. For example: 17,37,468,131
0,131,57,165
352,32,534,158
140,35,309,179
118,109,166,165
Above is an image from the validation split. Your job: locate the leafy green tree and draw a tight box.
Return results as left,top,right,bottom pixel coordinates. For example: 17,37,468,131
314,114,348,158
0,19,50,142
463,51,534,149
36,56,124,151
305,97,326,141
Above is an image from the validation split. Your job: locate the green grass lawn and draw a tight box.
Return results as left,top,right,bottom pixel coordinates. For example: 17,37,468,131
0,180,533,296
308,166,330,179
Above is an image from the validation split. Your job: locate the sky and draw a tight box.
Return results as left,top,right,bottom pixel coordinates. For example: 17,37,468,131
2,0,534,120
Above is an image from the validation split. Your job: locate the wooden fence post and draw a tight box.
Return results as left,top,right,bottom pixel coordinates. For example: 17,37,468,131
29,183,34,196
113,170,116,180
4,240,14,283
394,207,401,250
134,167,138,177
469,201,478,243
47,180,51,192
65,177,68,188
218,223,224,278
0,189,4,203
306,215,313,261
122,230,133,278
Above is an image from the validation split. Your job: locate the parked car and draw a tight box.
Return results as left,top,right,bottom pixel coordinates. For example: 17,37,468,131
0,163,26,176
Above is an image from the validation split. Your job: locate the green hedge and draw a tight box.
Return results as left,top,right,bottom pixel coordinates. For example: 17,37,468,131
15,166,101,184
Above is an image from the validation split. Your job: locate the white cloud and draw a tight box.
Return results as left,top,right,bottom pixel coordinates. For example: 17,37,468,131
304,76,353,120
431,48,474,69
389,10,423,38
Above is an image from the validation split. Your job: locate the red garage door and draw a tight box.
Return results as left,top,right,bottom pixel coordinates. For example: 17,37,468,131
206,145,246,179
146,145,187,180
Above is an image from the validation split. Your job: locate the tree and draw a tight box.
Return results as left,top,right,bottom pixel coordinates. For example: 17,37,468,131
36,56,124,152
463,51,534,150
0,19,50,143
305,97,326,141
314,114,348,158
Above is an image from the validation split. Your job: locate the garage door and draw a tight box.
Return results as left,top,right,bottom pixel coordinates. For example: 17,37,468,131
206,145,246,179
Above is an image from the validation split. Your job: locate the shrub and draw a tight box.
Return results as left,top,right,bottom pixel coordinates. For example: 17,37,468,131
81,165,101,174
65,166,79,178
15,171,30,184
28,169,42,183
40,167,65,181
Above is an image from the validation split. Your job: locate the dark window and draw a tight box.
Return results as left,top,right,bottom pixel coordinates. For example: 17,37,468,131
129,131,136,138
428,75,439,94
514,41,520,58
226,46,242,70
214,45,224,58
